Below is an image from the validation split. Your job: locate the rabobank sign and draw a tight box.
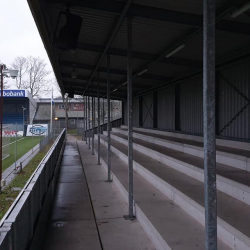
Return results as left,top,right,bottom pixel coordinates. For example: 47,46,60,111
0,90,26,98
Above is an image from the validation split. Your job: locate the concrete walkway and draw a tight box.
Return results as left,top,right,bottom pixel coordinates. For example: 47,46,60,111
2,143,40,188
42,135,155,250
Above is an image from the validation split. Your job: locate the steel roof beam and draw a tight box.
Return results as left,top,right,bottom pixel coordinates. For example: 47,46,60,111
47,0,250,35
82,0,134,95
61,74,147,89
65,86,126,98
64,43,203,68
59,61,173,81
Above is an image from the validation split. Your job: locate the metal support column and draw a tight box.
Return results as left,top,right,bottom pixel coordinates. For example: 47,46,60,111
82,95,85,141
203,0,217,249
88,95,91,149
124,16,134,220
107,54,112,182
103,98,105,133
98,72,101,164
86,95,88,144
92,82,95,155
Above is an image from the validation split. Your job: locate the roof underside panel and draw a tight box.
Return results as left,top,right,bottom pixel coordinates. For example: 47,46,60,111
29,0,250,100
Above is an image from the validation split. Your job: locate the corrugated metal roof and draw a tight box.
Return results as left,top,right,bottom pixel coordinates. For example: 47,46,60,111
29,0,250,100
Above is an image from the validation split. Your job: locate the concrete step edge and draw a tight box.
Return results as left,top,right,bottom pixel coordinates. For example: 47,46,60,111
108,132,250,206
111,128,248,171
119,126,250,152
97,135,250,250
92,143,171,250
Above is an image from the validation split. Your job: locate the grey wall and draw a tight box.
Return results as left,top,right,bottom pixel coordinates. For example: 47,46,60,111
157,86,175,130
122,57,250,141
142,93,154,128
180,76,203,134
218,59,250,139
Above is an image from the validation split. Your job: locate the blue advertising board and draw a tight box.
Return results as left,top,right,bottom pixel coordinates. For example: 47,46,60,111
0,90,26,97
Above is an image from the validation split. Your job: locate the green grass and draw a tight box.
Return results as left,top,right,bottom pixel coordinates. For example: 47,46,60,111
67,129,77,135
0,144,52,220
2,136,43,172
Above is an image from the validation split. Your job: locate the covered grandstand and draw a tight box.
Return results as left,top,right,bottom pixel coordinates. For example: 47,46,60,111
2,89,37,133
2,0,249,249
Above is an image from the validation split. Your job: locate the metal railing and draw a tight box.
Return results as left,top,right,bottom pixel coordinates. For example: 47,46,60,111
0,129,66,250
77,118,122,137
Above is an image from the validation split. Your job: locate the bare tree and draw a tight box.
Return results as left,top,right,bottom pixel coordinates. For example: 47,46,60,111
11,57,27,89
11,56,51,97
0,61,10,89
0,79,10,90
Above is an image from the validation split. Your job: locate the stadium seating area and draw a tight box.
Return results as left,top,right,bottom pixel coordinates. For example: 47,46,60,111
3,113,26,124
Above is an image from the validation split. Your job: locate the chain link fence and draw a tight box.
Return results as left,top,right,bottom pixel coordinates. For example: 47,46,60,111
2,125,11,160
39,132,55,151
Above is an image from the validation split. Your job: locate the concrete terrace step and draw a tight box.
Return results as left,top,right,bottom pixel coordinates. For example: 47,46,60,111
97,134,250,249
107,131,250,206
114,127,250,172
93,137,228,250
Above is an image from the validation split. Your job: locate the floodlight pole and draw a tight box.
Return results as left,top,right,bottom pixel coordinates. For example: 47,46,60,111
0,65,3,192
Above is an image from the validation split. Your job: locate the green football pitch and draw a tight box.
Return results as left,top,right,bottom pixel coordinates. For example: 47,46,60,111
3,136,43,172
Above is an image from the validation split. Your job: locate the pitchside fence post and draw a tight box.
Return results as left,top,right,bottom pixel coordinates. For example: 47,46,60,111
106,54,112,182
15,123,17,170
203,0,217,249
124,16,134,220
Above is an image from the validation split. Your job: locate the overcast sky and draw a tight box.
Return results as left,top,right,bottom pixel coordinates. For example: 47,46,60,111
0,0,56,93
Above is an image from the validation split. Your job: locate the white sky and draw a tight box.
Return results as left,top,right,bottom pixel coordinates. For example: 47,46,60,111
0,0,57,95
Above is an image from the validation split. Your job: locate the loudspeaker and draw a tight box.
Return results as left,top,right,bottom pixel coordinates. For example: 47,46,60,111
57,12,82,51
68,87,75,98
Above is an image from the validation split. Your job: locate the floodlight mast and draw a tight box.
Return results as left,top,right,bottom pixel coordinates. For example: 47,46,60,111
0,64,19,193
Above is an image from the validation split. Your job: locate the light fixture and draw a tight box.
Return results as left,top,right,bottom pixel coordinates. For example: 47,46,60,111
113,89,118,92
71,68,77,79
55,117,59,121
122,82,127,86
231,2,250,18
1,65,19,79
165,44,185,58
137,69,148,76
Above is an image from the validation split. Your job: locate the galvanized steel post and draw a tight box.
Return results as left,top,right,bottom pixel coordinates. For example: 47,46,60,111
86,95,88,144
203,0,217,249
103,97,105,133
82,95,85,141
126,16,134,219
107,54,112,182
98,72,101,164
88,94,91,149
92,81,95,155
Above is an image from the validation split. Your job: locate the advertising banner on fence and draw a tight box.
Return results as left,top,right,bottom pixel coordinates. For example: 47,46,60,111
2,131,23,137
26,124,48,136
